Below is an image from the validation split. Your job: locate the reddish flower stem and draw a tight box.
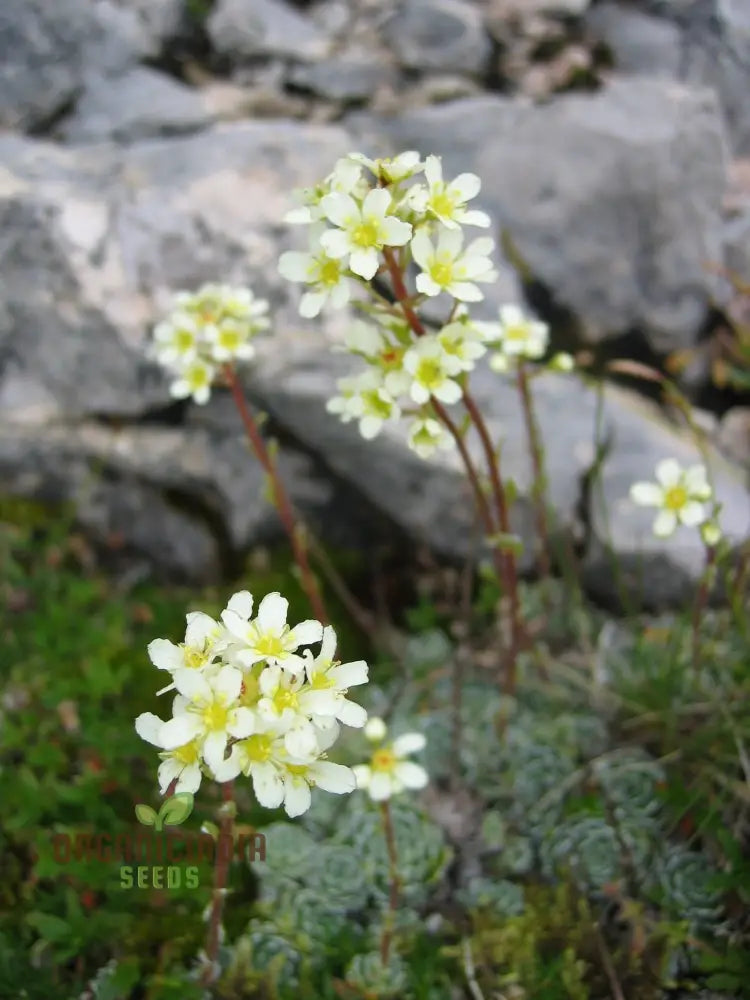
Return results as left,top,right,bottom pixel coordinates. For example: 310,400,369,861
379,800,400,967
223,363,328,624
201,780,235,986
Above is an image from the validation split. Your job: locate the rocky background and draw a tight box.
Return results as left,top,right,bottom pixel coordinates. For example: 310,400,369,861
2,0,750,606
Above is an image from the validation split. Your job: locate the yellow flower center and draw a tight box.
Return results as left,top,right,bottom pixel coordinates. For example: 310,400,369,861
310,670,335,690
187,366,210,390
176,329,195,351
173,741,200,765
379,347,404,370
254,634,285,658
362,390,392,419
430,188,457,218
272,688,299,713
318,258,342,286
202,702,229,732
505,324,530,342
286,763,309,778
415,357,444,390
429,257,455,287
663,485,688,511
219,327,241,349
351,218,381,247
240,734,273,763
372,748,397,773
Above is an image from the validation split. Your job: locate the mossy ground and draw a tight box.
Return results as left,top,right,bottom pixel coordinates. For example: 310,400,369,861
1,511,749,999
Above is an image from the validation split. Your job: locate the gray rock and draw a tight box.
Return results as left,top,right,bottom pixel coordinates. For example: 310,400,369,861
207,0,330,62
382,0,492,75
60,66,211,144
717,407,750,467
0,120,353,419
585,3,682,77
288,56,395,103
109,0,187,57
353,77,728,354
0,0,90,131
722,208,750,279
583,385,750,608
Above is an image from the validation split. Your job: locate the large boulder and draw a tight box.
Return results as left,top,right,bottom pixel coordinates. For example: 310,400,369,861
207,0,330,63
352,77,728,355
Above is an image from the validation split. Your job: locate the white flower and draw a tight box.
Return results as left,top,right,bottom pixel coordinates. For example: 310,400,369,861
278,226,355,318
349,150,424,184
158,665,256,771
364,717,388,742
222,592,323,675
354,728,429,802
412,228,496,302
169,358,216,405
320,188,412,280
437,320,487,372
326,370,401,440
701,520,722,547
135,711,204,795
340,321,411,397
302,625,369,728
403,336,464,405
256,665,320,757
492,305,549,362
284,158,365,224
411,155,490,228
629,459,713,538
153,313,200,367
407,416,455,460
276,758,356,818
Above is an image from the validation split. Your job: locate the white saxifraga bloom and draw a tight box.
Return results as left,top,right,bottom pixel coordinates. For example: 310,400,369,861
222,592,322,675
490,305,549,364
411,155,490,229
278,225,354,318
284,158,366,225
349,150,424,184
353,720,429,802
169,358,216,405
403,336,464,405
340,320,411,397
320,188,412,280
137,589,368,818
153,314,200,367
437,320,487,372
629,459,713,538
412,228,496,302
326,370,401,440
407,416,455,460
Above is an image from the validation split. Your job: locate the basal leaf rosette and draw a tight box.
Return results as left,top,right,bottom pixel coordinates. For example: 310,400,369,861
655,846,724,929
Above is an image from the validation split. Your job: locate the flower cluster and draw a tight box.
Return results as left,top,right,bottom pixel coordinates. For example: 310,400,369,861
629,459,720,542
278,151,573,458
135,591,368,818
151,283,270,404
353,717,429,802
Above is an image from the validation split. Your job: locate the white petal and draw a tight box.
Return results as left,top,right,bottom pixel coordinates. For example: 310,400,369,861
655,458,682,487
362,187,392,218
212,748,243,782
392,732,426,756
252,763,284,809
157,758,182,793
256,592,288,633
313,761,356,794
148,639,183,673
185,612,217,648
226,590,253,619
349,248,379,280
460,209,491,227
318,624,338,663
322,191,359,228
450,281,484,303
436,226,463,255
319,229,350,259
680,501,706,527
174,670,212,704
629,482,663,507
380,217,412,247
278,251,311,283
160,714,203,749
685,464,712,499
221,608,249,641
449,172,480,201
285,722,318,758
214,665,243,704
228,706,256,738
410,231,434,269
424,155,442,187
368,772,393,801
394,761,429,789
337,699,368,728
291,619,324,647
301,690,340,716
330,660,368,687
352,764,372,788
135,712,165,747
176,764,203,794
653,509,677,538
284,778,312,818
364,717,387,742
259,665,283,696
299,291,327,318
435,379,462,404
203,731,228,771
415,273,441,297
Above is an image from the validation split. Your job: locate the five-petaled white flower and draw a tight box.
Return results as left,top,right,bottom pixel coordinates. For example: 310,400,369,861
169,358,216,405
320,188,412,280
153,314,200,367
412,228,496,302
353,720,429,802
349,150,424,184
326,370,401,440
135,709,204,795
629,459,713,538
491,305,549,363
222,592,323,675
412,155,490,229
278,226,354,318
437,320,487,371
302,626,369,728
159,665,256,772
407,416,455,460
403,336,464,405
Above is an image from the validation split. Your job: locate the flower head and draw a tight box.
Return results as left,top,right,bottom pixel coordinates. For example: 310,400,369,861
410,155,490,229
412,228,496,302
630,459,713,538
407,416,455,460
326,369,401,440
349,150,424,185
490,305,549,364
353,719,428,801
278,225,355,318
403,335,464,405
320,188,412,280
222,592,323,675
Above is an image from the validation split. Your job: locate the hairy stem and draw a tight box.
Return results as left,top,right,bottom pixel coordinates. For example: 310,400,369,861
379,800,400,966
516,361,551,578
223,364,328,623
201,780,235,986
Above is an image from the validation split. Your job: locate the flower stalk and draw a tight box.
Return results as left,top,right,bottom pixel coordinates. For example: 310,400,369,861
201,780,236,986
516,360,551,578
379,800,400,967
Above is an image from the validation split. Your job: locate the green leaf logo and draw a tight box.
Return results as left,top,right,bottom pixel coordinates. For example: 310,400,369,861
135,803,158,827
158,793,194,829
